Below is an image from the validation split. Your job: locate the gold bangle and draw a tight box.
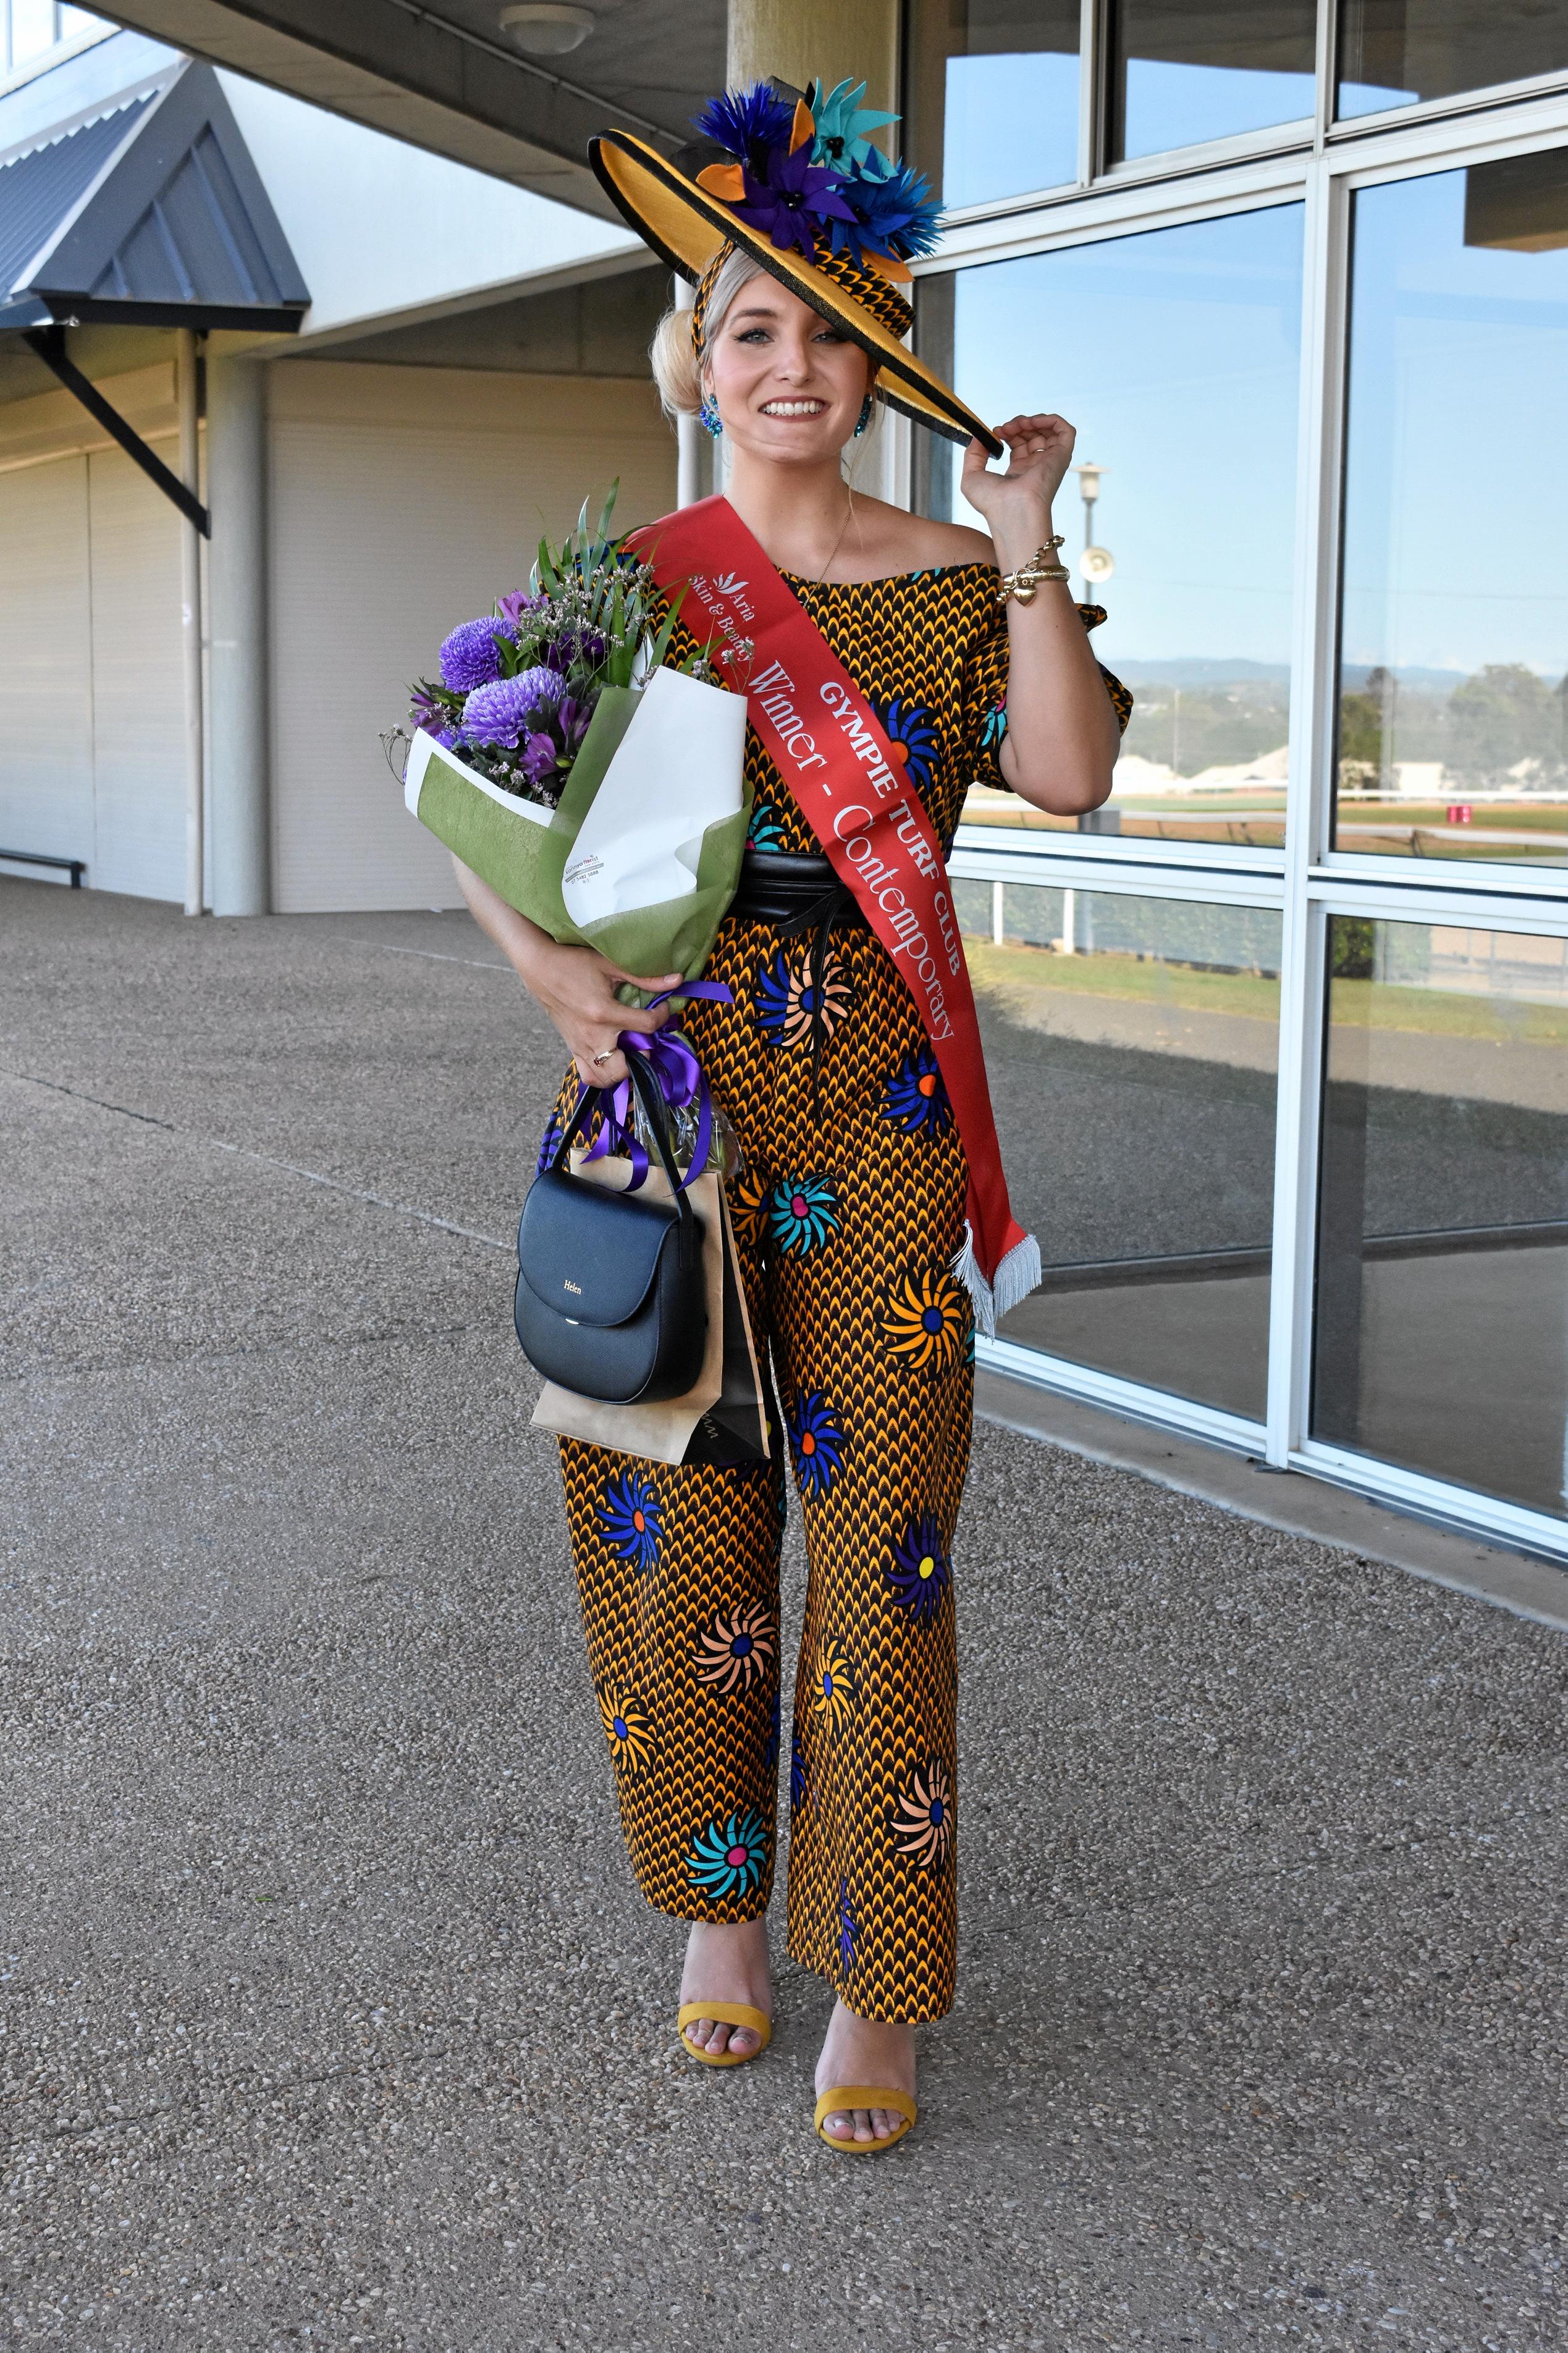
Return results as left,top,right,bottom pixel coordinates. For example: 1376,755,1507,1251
996,544,1072,606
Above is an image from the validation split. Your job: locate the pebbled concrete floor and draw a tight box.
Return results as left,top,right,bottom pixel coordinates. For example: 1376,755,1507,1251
2,881,1564,2352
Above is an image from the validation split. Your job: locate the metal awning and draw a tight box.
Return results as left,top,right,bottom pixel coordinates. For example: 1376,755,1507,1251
0,56,309,335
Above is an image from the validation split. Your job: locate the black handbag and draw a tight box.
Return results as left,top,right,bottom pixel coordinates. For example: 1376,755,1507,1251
514,1053,708,1405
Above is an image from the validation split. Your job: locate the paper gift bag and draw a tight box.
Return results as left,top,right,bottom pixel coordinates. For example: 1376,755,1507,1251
530,1157,769,1468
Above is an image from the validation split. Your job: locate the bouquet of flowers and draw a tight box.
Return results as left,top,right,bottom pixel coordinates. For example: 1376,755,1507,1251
396,488,752,982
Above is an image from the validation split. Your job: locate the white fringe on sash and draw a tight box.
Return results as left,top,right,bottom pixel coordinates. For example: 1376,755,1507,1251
950,1222,1042,1339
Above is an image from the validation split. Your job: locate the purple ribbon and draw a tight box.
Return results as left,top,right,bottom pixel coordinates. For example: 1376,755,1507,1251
572,979,731,1191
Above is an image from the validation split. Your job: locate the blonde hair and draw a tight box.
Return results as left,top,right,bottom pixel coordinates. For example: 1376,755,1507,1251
649,249,764,420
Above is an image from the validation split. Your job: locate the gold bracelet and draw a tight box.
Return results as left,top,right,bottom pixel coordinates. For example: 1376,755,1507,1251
997,543,1071,606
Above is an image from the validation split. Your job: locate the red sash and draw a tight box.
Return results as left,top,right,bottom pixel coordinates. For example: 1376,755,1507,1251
630,494,1040,1329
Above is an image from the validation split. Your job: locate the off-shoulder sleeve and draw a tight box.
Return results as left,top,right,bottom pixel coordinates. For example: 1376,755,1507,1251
960,597,1134,789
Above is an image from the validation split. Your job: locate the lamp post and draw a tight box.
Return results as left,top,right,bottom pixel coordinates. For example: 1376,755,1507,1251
1074,460,1114,606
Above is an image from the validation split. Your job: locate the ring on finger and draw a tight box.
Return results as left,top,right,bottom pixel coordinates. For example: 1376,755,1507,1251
590,1048,613,1067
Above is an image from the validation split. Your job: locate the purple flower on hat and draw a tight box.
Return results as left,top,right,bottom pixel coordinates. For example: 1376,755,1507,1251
462,667,562,748
831,154,942,267
735,142,858,260
438,617,508,693
694,81,793,167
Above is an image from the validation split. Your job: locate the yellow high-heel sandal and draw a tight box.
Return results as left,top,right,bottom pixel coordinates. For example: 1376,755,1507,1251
677,2001,772,2068
814,2086,917,2153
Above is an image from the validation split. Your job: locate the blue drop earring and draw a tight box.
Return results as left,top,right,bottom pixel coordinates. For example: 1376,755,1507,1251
698,391,722,439
854,394,874,438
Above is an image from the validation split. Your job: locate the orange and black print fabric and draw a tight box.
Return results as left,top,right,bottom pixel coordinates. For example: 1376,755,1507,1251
556,565,1130,2023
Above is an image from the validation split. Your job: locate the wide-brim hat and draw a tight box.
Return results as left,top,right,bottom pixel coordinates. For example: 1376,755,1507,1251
589,128,1002,458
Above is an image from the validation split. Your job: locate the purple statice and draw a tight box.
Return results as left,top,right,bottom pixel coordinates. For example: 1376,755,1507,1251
461,665,563,748
439,617,508,693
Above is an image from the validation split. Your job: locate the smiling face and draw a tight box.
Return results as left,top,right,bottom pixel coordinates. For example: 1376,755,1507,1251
702,275,872,465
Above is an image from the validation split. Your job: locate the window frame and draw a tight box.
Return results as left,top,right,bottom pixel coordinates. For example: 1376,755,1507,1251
908,5,1568,1564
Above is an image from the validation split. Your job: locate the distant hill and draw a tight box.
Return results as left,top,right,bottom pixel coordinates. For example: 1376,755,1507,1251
1110,658,1291,686
1112,657,1562,691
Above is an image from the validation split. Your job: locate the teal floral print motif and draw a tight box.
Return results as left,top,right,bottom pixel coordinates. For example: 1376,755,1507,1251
769,1173,840,1257
686,1808,769,1901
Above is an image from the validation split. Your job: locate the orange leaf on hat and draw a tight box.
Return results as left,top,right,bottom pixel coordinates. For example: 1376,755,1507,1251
789,98,816,154
695,160,747,201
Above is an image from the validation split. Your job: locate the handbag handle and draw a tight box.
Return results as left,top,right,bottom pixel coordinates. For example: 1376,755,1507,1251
551,1050,697,1222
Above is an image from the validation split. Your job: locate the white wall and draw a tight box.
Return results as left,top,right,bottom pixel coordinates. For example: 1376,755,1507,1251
216,72,641,340
0,365,185,900
0,454,93,877
267,361,677,913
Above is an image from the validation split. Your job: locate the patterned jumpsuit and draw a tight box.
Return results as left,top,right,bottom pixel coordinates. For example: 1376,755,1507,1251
557,564,1131,2022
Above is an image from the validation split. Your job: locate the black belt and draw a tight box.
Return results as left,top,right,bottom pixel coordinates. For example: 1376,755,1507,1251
728,849,869,931
728,851,867,1112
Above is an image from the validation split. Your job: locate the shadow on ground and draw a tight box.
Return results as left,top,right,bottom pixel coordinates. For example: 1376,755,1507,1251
2,882,1564,2351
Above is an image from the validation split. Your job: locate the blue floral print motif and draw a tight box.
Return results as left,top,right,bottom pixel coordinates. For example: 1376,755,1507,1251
785,1386,845,1498
837,1877,858,1976
884,1513,952,1625
873,696,940,793
882,1043,952,1137
768,1173,840,1257
686,1808,768,1902
597,1471,662,1574
980,696,1008,754
790,1730,810,1812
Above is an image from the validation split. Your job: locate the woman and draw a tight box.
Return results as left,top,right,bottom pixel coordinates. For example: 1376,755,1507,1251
456,77,1129,2152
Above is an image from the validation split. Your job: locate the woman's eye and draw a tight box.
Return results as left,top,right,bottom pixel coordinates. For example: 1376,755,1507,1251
737,327,769,343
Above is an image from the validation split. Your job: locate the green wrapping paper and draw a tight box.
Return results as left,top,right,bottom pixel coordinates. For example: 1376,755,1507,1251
404,667,750,982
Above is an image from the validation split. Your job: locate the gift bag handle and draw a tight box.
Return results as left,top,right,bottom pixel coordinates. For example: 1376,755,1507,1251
551,1052,697,1225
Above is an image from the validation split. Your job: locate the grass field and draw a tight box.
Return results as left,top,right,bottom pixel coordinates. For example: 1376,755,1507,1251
963,936,1568,1046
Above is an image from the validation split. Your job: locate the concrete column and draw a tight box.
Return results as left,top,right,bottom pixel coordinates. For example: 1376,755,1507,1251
205,355,271,917
727,0,900,107
674,276,702,509
177,329,205,916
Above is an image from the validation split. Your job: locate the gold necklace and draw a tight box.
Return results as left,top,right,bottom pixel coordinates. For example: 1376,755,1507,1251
816,489,856,584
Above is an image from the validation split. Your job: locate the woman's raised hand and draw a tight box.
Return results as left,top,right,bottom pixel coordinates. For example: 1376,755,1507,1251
528,940,683,1088
960,413,1077,551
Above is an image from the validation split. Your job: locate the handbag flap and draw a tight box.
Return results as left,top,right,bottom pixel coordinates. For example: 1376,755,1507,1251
516,1165,680,1328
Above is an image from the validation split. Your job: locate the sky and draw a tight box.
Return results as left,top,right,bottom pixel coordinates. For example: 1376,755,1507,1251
941,153,1568,687
947,204,1306,677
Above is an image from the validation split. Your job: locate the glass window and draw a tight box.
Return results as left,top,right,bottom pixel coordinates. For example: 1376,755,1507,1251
1336,152,1568,866
1111,0,1317,163
1313,916,1568,1521
1338,0,1568,119
905,0,1080,210
955,878,1283,1419
921,206,1303,849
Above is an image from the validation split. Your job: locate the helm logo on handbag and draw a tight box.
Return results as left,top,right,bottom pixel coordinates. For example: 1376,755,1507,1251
563,1278,583,1294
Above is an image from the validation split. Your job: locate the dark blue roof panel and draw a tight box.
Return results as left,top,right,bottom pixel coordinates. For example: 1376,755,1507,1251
1,62,306,331
0,98,151,295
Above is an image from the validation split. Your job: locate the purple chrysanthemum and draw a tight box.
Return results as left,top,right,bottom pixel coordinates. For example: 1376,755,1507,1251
439,617,508,693
462,667,562,748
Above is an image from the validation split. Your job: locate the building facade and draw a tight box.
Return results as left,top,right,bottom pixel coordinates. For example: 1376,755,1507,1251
2,0,1564,1571
896,1,1568,1565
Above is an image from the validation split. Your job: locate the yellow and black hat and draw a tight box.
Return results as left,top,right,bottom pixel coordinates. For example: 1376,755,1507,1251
589,77,1001,457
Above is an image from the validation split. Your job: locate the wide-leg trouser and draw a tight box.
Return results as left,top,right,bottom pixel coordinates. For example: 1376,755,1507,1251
557,913,972,2022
